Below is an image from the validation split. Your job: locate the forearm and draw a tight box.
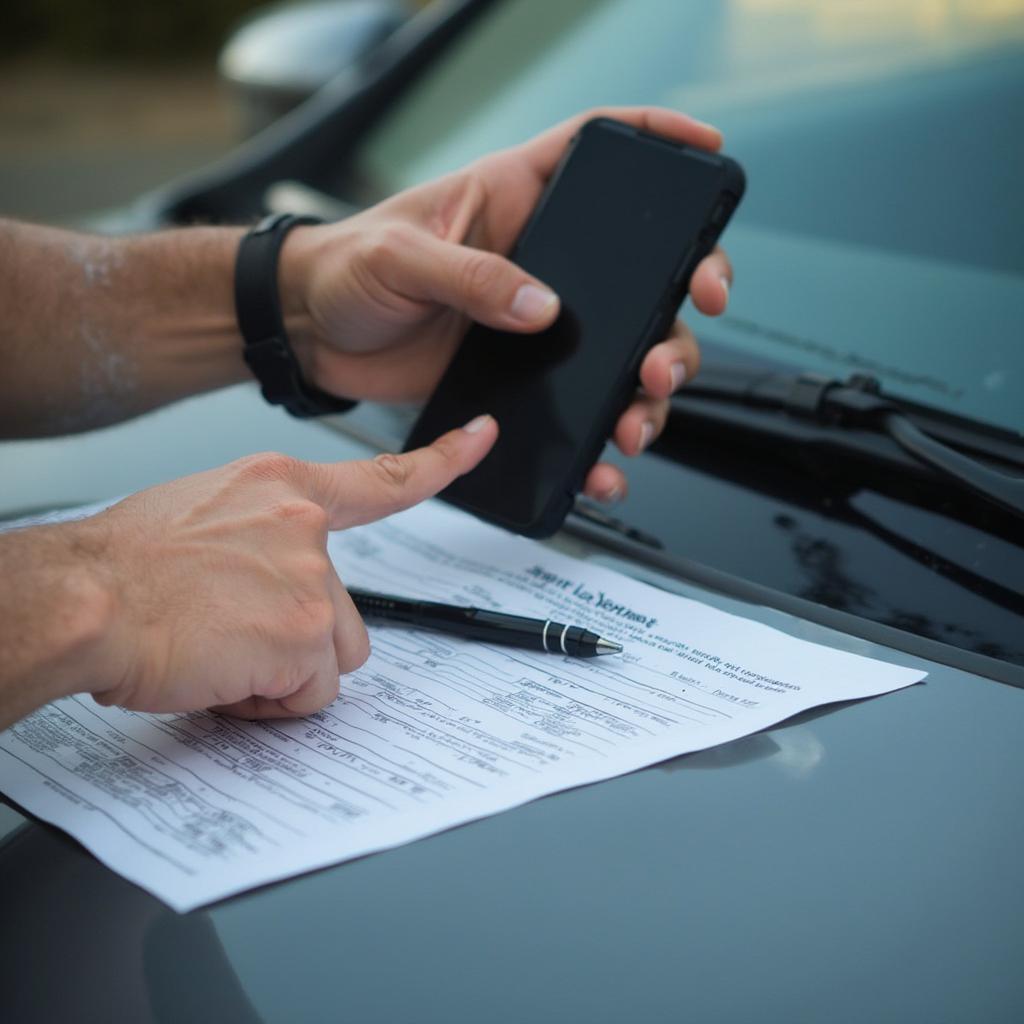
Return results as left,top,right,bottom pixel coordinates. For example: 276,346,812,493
0,519,114,730
0,219,255,437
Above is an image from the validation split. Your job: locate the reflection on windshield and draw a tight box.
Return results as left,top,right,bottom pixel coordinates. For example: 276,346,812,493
354,0,1024,434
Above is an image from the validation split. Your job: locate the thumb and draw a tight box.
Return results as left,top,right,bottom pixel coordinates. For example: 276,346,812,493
395,231,560,332
303,414,499,529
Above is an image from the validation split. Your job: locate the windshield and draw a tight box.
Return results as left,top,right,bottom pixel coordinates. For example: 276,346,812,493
353,0,1024,435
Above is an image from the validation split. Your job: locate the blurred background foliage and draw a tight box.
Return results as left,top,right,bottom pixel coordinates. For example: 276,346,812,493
3,0,269,62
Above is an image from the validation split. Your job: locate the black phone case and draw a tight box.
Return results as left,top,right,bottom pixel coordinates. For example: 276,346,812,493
405,117,746,538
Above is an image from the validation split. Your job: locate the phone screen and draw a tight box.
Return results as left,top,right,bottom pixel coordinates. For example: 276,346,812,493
406,119,742,535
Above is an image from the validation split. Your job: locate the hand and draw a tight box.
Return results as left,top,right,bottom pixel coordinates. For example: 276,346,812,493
82,416,498,719
283,106,734,502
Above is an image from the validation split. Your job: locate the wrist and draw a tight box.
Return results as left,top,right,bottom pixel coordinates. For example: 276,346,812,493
237,216,356,417
0,516,119,728
277,223,323,375
49,516,121,702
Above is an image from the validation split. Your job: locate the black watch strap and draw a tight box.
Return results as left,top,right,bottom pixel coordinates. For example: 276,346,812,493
235,212,357,419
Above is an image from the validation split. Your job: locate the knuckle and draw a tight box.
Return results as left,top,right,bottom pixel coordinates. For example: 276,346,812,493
291,597,334,644
370,451,413,491
272,499,328,534
294,550,332,583
309,600,336,639
256,672,291,701
338,624,371,675
236,451,299,483
458,251,503,300
363,222,414,269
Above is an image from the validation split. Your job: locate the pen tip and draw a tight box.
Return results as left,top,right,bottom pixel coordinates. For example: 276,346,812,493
595,638,623,656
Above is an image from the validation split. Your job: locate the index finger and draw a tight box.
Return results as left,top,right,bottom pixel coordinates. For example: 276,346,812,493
302,415,499,530
520,106,723,180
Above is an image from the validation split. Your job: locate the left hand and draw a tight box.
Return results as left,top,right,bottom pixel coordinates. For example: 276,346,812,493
83,418,499,720
283,106,734,503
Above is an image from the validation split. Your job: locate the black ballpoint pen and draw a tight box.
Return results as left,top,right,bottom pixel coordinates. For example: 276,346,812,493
349,588,623,658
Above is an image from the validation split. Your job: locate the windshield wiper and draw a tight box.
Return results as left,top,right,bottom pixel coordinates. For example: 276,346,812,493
671,368,1024,521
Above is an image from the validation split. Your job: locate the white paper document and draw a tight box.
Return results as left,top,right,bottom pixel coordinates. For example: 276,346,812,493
0,501,925,911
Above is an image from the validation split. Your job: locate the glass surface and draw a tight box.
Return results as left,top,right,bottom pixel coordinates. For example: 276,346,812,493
354,0,1024,435
406,119,740,532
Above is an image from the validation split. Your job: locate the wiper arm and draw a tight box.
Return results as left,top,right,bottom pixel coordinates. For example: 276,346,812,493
678,369,1024,520
884,412,1024,519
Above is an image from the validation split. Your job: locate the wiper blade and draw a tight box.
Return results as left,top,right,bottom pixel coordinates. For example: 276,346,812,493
677,369,1024,520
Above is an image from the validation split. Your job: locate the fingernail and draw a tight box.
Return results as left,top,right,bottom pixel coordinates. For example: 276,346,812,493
720,276,730,303
638,421,654,452
669,362,687,392
463,414,491,434
510,283,558,322
602,483,623,503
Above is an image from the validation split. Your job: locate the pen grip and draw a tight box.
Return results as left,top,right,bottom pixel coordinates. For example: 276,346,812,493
350,590,475,627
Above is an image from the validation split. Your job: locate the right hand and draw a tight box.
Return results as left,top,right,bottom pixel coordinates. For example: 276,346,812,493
80,415,498,719
283,106,731,503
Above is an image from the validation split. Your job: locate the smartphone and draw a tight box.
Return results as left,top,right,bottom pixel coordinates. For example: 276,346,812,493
404,116,745,537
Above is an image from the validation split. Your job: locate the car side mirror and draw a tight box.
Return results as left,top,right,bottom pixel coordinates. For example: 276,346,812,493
219,0,411,136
